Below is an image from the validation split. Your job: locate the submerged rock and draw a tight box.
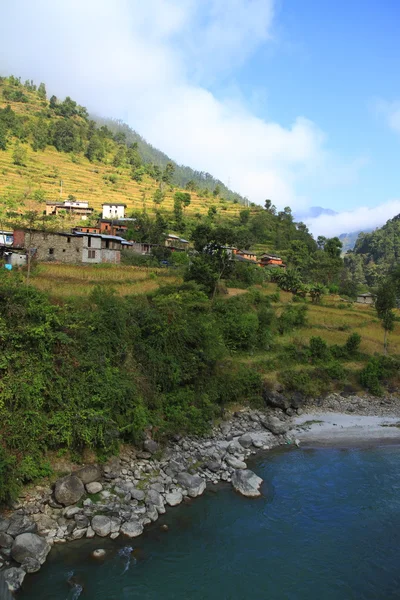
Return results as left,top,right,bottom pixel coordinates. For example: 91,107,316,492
54,475,85,506
231,469,263,498
92,548,106,559
176,472,206,498
11,533,50,565
4,567,26,592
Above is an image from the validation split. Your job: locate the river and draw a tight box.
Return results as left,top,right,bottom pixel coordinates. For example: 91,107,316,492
19,445,400,599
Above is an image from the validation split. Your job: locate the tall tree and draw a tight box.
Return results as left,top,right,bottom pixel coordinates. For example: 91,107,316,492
375,282,397,354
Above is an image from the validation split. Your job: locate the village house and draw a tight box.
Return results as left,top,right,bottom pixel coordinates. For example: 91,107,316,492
235,250,258,262
45,200,94,220
102,203,127,219
13,229,128,264
164,234,190,251
259,253,286,268
356,292,375,305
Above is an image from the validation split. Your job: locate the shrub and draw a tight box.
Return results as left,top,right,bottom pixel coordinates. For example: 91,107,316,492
309,336,330,362
359,355,400,395
345,332,362,355
278,304,308,334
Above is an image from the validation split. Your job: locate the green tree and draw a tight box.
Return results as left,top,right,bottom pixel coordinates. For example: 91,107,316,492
38,82,47,100
324,237,342,258
185,180,197,191
0,122,8,150
85,134,105,162
213,185,221,197
113,145,126,167
153,187,165,206
31,118,48,151
375,282,397,354
162,162,175,185
12,141,28,166
239,209,250,225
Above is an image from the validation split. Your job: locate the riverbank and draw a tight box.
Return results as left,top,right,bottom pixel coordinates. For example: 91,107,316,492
1,391,399,593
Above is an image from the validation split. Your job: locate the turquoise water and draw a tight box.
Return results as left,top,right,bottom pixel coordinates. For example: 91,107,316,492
19,446,400,599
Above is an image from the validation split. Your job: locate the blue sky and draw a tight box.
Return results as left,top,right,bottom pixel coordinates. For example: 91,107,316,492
0,0,400,235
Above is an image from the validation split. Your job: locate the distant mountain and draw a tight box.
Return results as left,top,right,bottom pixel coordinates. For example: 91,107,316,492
294,206,338,220
338,230,370,252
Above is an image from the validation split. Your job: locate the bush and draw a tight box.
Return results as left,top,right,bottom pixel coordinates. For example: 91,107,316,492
359,355,400,395
278,304,308,334
309,336,330,362
345,332,362,355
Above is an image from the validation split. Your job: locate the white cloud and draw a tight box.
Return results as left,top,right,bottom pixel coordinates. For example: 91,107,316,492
305,200,400,237
0,0,364,210
376,99,400,134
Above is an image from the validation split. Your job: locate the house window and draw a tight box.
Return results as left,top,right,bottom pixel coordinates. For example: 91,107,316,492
88,250,96,259
49,248,54,255
63,249,66,253
105,240,110,249
87,237,91,248
67,237,71,243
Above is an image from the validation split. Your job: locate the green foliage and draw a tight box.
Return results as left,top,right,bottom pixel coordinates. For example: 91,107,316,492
309,336,330,361
277,304,308,334
12,141,27,166
359,355,400,395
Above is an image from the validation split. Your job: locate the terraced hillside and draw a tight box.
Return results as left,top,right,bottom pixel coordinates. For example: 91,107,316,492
0,76,246,219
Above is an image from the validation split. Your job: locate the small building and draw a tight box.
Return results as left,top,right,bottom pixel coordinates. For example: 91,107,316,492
164,234,189,252
236,250,257,262
13,229,125,264
356,293,375,305
45,200,94,220
259,253,286,268
3,250,27,267
73,225,101,234
102,203,127,219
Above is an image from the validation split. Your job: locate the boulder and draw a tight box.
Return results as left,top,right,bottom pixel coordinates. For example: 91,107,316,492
146,490,165,514
91,516,111,537
146,504,159,522
34,514,58,535
120,520,144,538
11,533,51,565
7,515,37,537
92,548,106,559
176,472,206,498
0,532,13,548
231,469,263,498
21,557,41,573
165,491,183,507
86,482,103,495
263,389,291,410
143,439,159,454
54,475,85,506
262,415,289,436
206,460,221,473
4,567,26,592
290,392,305,409
74,514,89,529
86,526,95,538
64,506,81,519
103,457,121,479
0,518,10,533
131,488,145,502
74,464,102,484
226,456,247,470
238,433,253,448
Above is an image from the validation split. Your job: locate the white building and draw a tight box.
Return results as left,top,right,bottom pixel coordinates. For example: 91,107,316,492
102,203,127,219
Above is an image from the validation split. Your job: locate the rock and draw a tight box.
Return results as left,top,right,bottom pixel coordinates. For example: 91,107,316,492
146,490,165,514
220,422,231,436
165,491,183,507
72,528,87,540
120,520,144,538
176,472,206,498
86,482,103,495
286,408,294,416
64,506,81,519
0,518,10,533
143,439,159,454
290,392,305,409
206,460,221,473
7,515,37,537
86,526,95,538
3,567,26,592
226,456,247,469
263,389,291,410
238,433,253,449
21,557,41,573
149,482,164,493
91,516,111,537
146,504,159,522
262,416,289,436
0,533,13,548
11,533,51,565
74,464,101,485
34,514,58,535
54,475,85,506
131,488,145,501
160,524,168,531
92,548,106,559
231,469,263,498
103,457,121,479
227,441,242,454
74,514,89,529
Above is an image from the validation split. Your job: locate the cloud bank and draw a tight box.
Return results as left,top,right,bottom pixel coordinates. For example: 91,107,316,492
305,200,400,237
0,0,366,215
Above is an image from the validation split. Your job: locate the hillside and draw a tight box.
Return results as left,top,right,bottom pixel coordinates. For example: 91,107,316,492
353,214,400,286
0,75,245,219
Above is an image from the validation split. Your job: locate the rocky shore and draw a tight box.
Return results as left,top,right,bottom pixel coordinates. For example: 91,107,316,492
1,390,399,592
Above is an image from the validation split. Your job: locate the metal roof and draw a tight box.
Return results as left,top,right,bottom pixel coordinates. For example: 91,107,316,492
102,203,127,207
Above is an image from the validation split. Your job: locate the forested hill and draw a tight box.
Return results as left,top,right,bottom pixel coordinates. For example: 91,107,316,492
94,116,244,202
0,74,244,214
354,214,400,267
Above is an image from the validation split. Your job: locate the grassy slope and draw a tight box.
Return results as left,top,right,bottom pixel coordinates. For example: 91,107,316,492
0,89,245,219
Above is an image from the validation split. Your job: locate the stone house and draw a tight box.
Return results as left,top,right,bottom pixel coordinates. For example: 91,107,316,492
45,200,94,220
13,229,126,264
164,234,189,251
102,203,127,219
356,293,375,305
